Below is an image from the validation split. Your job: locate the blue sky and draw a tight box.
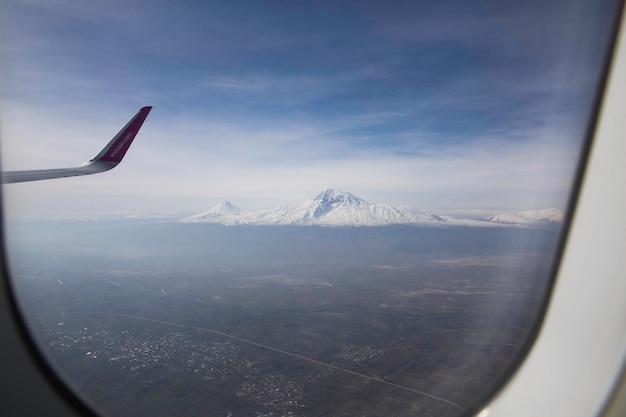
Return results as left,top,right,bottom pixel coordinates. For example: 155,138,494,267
0,0,620,217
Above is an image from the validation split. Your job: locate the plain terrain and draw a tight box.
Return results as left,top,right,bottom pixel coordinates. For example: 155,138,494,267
8,221,560,417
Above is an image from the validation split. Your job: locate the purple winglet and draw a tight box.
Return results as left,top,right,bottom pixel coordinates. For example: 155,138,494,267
96,106,152,163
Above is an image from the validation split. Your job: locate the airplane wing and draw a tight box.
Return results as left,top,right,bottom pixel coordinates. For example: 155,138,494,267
1,106,152,184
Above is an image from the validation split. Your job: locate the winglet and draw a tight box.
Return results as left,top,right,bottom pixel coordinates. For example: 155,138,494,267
1,106,153,184
92,106,152,163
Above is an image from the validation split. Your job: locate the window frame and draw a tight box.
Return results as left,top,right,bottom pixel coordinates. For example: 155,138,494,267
0,4,625,417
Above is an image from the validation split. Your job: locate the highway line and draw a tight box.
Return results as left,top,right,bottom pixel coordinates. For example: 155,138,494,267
64,311,462,409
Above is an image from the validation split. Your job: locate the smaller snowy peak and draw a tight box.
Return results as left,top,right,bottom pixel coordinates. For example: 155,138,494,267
486,208,564,226
182,201,241,223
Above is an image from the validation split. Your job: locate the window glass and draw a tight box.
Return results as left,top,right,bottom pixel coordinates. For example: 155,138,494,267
1,1,621,416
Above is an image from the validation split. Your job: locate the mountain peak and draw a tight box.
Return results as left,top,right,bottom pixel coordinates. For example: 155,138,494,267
314,189,365,205
211,201,241,215
183,200,241,222
311,189,367,218
316,188,354,199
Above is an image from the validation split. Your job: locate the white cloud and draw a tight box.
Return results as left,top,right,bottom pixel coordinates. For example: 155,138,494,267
1,98,581,218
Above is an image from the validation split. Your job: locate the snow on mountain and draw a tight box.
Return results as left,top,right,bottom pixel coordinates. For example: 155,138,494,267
235,189,438,226
181,190,564,227
182,189,498,227
183,201,242,223
485,208,564,226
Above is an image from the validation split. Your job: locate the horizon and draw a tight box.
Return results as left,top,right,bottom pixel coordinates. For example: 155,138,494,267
4,187,565,224
187,188,565,216
1,1,619,218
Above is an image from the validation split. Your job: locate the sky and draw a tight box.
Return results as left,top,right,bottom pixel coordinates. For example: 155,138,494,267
0,0,621,218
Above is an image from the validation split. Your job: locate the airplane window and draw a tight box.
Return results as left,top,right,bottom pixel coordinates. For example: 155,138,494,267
1,1,622,417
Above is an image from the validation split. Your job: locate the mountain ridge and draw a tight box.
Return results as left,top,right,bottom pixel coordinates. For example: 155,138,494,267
485,208,564,225
180,189,564,227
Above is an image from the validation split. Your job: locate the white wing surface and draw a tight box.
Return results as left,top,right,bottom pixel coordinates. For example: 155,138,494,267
2,106,152,184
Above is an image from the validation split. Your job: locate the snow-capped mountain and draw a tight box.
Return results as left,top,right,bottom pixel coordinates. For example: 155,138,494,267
182,189,499,227
181,189,564,227
184,201,242,222
485,208,564,226
236,189,438,226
